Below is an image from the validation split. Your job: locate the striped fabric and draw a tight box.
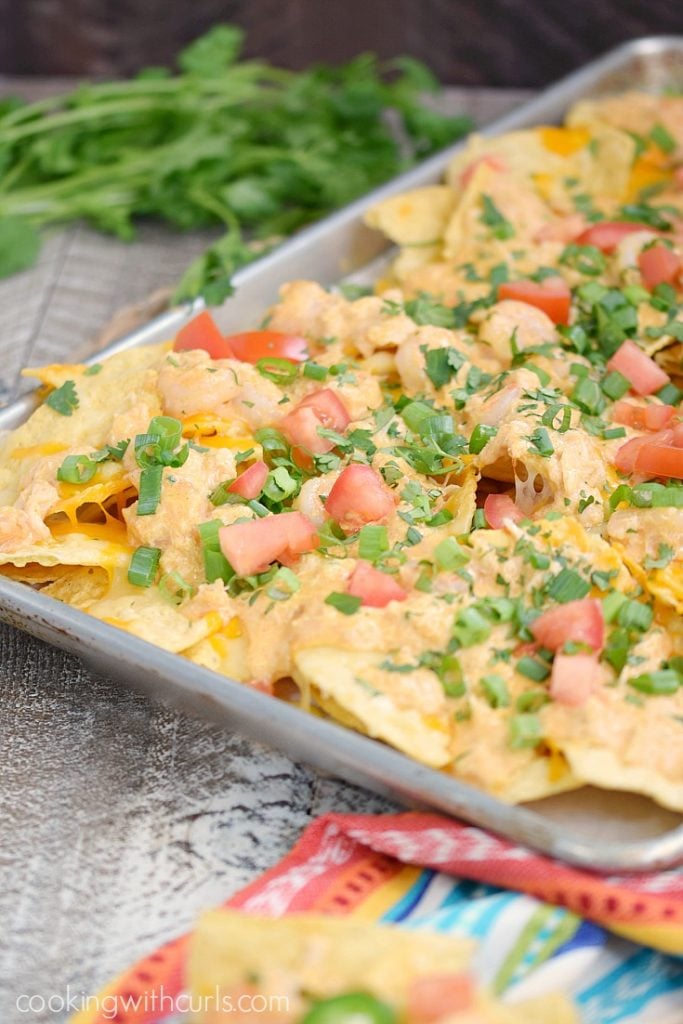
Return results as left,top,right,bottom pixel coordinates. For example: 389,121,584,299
72,812,683,1024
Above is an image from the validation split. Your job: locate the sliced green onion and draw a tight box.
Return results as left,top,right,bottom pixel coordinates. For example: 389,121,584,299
602,426,626,439
545,568,590,603
266,566,301,601
254,427,290,463
528,426,554,458
656,381,683,406
571,376,604,415
603,627,631,671
631,482,683,509
159,571,194,605
137,464,163,516
560,242,606,276
601,370,631,401
57,454,97,484
198,520,234,584
509,713,542,749
434,537,470,571
516,656,550,682
541,404,572,433
325,592,362,615
453,606,490,647
438,654,465,697
303,362,328,381
609,484,633,510
358,524,389,563
255,356,299,385
469,424,497,454
128,546,161,588
84,363,103,376
516,689,549,712
602,590,628,623
617,599,653,632
247,499,270,517
209,481,241,507
481,595,517,622
263,466,300,503
628,669,680,696
426,508,453,528
480,673,510,708
148,415,182,451
472,508,487,530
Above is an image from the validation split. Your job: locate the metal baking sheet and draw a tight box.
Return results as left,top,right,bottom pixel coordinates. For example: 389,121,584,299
2,36,683,871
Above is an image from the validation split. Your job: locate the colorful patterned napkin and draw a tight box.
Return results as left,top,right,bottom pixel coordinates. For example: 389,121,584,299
72,811,683,1024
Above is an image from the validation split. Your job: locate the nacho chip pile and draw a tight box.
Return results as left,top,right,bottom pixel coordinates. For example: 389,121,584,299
2,91,683,812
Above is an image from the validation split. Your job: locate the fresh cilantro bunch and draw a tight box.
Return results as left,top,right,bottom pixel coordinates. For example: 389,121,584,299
0,26,471,305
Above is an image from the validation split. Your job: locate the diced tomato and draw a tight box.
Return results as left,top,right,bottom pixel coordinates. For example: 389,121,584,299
614,429,674,473
483,493,524,528
281,405,332,457
612,400,675,431
347,561,407,608
638,243,681,290
280,389,350,469
223,330,309,364
633,441,683,479
673,422,683,447
531,598,604,653
173,311,235,360
218,511,317,577
576,221,653,253
325,464,395,533
299,389,350,432
227,460,269,500
406,973,475,1024
460,154,507,188
607,339,670,396
550,653,602,706
497,276,571,325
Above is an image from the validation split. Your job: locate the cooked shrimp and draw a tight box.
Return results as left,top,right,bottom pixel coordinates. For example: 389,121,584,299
0,506,50,551
157,350,282,428
478,300,556,364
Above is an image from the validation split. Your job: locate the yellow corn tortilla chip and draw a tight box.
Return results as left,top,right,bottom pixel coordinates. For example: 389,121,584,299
87,583,221,654
188,910,579,1024
41,565,110,609
189,911,474,1015
365,185,456,245
293,646,454,768
183,625,251,681
0,343,167,505
0,532,130,574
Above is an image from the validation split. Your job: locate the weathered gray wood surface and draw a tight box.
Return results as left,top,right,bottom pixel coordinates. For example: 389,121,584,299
0,86,530,1022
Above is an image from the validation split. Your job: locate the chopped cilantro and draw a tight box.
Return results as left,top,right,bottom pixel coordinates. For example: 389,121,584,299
325,592,362,615
480,194,515,240
45,379,79,416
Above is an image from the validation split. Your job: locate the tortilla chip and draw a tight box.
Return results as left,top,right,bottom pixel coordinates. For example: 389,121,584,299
188,910,579,1024
41,565,110,609
0,343,166,505
365,185,456,245
184,626,251,681
0,532,130,574
189,911,473,1015
293,647,454,768
87,583,221,654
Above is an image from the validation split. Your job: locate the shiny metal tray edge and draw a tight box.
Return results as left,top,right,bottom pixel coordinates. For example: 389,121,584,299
2,36,683,871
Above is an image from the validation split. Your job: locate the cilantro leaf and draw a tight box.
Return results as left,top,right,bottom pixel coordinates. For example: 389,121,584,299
45,380,79,416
